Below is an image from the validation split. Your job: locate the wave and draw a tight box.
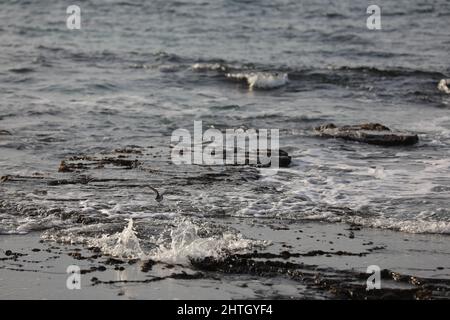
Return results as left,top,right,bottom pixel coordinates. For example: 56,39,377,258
298,210,450,235
191,61,288,89
329,66,447,78
226,72,288,89
288,66,447,82
189,59,446,97
191,58,446,80
234,200,450,235
8,67,35,74
192,63,229,72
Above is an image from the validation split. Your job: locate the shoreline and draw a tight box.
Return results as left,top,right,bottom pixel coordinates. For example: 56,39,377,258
1,219,449,300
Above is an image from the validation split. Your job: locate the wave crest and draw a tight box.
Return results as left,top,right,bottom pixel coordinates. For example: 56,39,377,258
226,72,288,89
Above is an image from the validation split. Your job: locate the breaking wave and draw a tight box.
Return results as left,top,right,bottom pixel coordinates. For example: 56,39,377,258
192,62,229,72
226,72,288,89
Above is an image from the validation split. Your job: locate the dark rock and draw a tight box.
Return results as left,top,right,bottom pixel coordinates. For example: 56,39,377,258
58,161,73,173
207,147,291,168
141,259,156,272
302,250,327,257
5,250,12,256
314,123,419,146
169,271,204,280
280,251,291,259
68,252,85,260
0,176,10,183
99,158,140,169
114,147,143,154
0,130,12,136
104,257,125,265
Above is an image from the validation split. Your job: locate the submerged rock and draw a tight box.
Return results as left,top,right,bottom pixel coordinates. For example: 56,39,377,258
314,123,419,146
58,161,73,173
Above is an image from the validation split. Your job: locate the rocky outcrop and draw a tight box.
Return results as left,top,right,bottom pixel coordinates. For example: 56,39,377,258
314,123,419,146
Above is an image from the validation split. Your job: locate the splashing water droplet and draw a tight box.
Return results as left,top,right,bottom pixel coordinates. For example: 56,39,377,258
111,218,144,259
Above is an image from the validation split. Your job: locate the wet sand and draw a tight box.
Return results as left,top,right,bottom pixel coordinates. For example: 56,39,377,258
1,219,449,300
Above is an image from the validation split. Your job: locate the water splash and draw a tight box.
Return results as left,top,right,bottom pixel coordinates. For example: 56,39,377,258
91,219,144,259
438,79,450,94
43,218,268,264
148,218,269,265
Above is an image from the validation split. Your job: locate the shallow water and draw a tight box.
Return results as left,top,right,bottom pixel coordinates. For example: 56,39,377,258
0,0,450,268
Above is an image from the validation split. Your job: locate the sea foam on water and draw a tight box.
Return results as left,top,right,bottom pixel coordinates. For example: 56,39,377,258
226,72,288,89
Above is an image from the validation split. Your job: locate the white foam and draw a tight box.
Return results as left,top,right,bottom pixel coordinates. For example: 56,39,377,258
89,219,145,259
367,166,386,179
236,145,450,235
344,215,450,234
226,72,288,89
148,218,269,265
192,63,228,72
15,215,66,234
438,79,450,94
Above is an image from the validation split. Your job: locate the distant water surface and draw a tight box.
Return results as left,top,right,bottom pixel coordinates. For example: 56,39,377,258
0,0,449,244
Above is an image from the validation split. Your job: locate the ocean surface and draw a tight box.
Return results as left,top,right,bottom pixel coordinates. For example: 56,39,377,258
0,0,449,264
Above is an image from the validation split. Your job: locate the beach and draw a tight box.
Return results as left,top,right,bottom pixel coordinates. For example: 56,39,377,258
0,0,449,300
1,219,449,299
